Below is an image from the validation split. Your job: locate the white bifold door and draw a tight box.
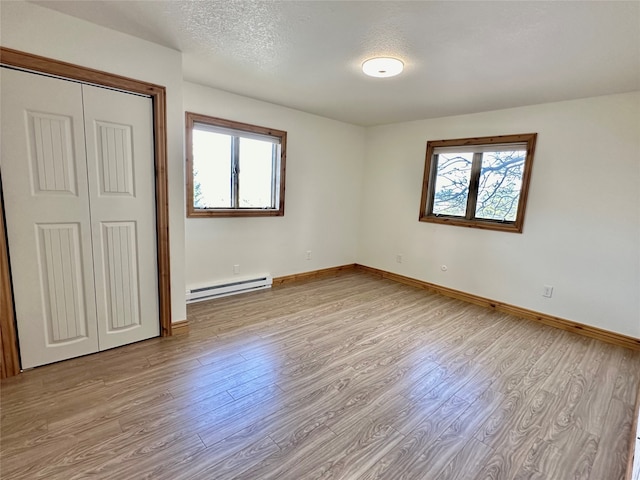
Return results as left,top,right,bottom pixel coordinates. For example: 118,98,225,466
0,68,159,369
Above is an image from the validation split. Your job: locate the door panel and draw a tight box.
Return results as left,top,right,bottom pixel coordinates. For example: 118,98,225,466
28,111,78,195
0,68,99,368
101,221,141,330
37,223,89,342
95,120,135,196
82,85,159,350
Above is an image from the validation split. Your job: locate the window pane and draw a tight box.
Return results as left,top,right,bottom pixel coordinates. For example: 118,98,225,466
475,150,525,222
432,152,473,217
238,137,275,209
192,129,232,208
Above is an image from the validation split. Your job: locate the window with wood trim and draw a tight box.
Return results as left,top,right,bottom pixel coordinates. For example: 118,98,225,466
419,133,537,233
186,112,286,217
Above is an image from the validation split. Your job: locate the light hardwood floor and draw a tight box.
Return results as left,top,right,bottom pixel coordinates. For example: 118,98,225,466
1,272,639,479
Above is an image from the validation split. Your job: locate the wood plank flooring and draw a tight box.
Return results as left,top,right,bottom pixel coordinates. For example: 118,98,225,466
1,271,639,479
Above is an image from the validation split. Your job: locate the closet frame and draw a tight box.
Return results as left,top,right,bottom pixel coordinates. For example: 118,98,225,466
0,47,173,378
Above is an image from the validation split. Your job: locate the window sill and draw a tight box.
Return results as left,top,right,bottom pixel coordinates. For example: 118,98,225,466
419,215,523,233
188,208,284,218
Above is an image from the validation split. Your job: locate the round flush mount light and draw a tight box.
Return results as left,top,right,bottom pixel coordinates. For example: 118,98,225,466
362,57,404,78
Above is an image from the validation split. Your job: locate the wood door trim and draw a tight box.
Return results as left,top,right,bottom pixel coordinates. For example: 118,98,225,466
0,47,173,377
0,192,20,378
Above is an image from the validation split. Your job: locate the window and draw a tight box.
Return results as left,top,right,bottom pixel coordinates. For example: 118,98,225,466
186,112,286,217
419,133,537,233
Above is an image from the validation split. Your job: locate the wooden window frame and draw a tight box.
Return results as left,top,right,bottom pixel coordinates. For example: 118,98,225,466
0,47,173,378
419,133,537,233
185,112,287,218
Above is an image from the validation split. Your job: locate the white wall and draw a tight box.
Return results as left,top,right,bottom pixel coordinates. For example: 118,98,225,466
1,1,187,323
183,82,365,288
358,92,640,338
3,2,638,340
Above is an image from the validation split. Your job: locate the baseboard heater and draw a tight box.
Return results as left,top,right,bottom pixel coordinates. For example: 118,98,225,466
186,274,272,303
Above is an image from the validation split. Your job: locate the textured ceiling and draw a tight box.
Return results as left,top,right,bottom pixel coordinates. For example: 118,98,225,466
31,1,640,126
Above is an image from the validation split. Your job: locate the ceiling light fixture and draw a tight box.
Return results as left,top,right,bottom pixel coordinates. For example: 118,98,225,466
362,57,404,78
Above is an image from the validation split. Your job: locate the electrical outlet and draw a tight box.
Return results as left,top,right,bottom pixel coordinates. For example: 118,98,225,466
396,254,403,263
542,285,553,298
233,264,240,275
306,250,312,260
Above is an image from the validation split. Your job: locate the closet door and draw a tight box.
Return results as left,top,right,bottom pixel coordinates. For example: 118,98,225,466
0,68,100,368
1,69,160,368
82,85,159,349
